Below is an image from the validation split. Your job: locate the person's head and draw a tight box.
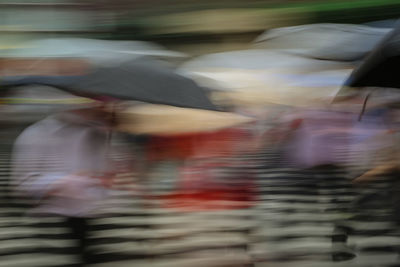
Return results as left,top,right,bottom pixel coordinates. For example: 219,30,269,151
68,102,117,128
65,93,120,126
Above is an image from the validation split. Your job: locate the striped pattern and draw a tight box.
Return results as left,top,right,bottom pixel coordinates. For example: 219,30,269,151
0,142,399,267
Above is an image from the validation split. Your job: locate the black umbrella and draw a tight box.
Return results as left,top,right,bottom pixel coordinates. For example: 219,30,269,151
1,59,218,111
336,20,400,119
346,20,400,88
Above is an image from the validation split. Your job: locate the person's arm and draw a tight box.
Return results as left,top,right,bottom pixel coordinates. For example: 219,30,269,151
352,128,399,183
353,160,398,183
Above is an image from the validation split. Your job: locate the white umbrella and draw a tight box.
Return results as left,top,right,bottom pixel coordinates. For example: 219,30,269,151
0,38,186,66
253,23,391,61
180,49,350,72
179,50,353,107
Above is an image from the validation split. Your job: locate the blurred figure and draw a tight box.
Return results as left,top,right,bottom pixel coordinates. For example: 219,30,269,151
278,108,354,169
11,101,117,266
349,107,394,181
351,107,400,222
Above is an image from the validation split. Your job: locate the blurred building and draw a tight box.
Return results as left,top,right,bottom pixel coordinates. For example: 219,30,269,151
0,0,115,47
0,0,399,55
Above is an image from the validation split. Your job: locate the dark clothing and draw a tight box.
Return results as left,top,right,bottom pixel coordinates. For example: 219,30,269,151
66,217,91,266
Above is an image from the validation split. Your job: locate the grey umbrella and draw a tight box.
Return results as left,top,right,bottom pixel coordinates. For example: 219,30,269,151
0,38,186,66
2,58,218,111
253,23,391,62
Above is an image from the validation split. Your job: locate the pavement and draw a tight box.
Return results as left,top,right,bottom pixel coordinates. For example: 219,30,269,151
0,137,399,266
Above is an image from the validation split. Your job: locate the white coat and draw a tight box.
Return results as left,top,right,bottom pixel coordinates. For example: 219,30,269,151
11,112,114,217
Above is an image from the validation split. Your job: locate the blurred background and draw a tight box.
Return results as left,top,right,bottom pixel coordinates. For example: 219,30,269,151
1,1,400,267
0,0,399,54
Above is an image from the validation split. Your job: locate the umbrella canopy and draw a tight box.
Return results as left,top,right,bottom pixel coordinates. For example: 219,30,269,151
0,38,186,65
180,49,350,72
179,50,352,107
345,21,400,88
116,103,254,135
253,23,391,62
2,59,218,111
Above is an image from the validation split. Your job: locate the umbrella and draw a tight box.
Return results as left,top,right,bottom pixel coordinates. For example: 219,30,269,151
253,23,391,62
345,21,400,88
0,38,186,65
179,50,352,107
180,49,350,72
2,58,218,111
334,21,400,119
0,38,186,77
116,103,254,135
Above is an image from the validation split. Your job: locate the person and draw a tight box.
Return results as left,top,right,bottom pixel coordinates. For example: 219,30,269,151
352,107,399,182
352,107,400,225
11,101,117,265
